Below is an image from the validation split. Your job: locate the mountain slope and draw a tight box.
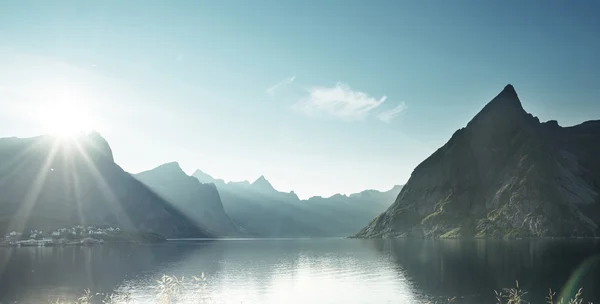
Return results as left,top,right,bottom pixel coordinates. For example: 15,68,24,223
302,186,403,235
0,133,209,238
192,170,401,237
356,85,600,238
134,162,242,236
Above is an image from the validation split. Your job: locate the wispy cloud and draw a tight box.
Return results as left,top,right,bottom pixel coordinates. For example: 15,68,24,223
266,75,296,95
295,82,387,121
377,102,407,123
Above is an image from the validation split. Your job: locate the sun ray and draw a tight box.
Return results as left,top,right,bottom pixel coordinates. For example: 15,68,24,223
62,143,88,229
72,140,134,230
0,136,55,187
70,166,87,227
8,139,61,233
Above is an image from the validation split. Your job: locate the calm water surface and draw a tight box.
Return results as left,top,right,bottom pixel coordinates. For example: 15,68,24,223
0,239,599,303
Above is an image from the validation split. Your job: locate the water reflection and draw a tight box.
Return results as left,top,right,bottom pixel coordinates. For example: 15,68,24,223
0,244,204,303
0,240,423,303
0,239,598,303
122,240,423,303
373,239,600,303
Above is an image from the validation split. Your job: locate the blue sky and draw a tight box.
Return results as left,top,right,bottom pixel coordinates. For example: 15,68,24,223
1,1,599,198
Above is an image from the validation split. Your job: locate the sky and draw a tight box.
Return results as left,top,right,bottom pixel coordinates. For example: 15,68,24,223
0,1,599,199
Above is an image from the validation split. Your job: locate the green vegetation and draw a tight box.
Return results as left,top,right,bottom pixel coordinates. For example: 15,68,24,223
439,227,461,238
493,281,592,304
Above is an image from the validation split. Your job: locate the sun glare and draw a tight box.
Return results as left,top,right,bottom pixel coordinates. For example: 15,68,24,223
38,100,95,139
30,83,99,139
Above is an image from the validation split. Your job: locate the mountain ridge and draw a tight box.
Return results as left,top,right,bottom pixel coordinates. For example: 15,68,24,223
191,169,402,201
0,133,209,238
135,163,242,236
356,84,600,239
191,170,402,237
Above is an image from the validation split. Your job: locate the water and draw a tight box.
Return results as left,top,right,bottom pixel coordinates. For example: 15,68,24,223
0,239,599,304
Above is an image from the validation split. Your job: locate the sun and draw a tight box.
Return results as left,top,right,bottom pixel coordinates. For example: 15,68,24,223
38,100,95,139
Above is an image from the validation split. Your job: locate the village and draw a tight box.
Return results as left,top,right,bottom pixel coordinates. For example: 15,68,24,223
0,225,122,247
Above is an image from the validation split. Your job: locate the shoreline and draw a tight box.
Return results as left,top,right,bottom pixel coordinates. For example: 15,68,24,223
348,235,600,240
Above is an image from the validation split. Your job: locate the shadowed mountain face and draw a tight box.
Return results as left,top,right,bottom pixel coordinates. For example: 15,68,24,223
356,85,600,238
193,170,402,237
134,162,242,236
0,133,209,238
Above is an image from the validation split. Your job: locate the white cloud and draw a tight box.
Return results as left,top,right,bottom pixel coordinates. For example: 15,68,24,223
376,102,407,123
295,82,387,121
266,75,296,95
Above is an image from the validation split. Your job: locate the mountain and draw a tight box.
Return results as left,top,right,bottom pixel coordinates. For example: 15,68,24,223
0,133,209,238
192,170,402,237
192,169,221,184
301,186,404,236
134,162,242,236
191,172,322,237
356,85,600,239
251,175,276,193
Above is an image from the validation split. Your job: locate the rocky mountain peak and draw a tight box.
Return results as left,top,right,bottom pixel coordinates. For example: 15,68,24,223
151,161,186,176
467,84,529,130
287,190,300,201
192,169,216,184
134,163,241,237
489,84,521,108
252,175,275,191
74,131,114,162
499,84,518,99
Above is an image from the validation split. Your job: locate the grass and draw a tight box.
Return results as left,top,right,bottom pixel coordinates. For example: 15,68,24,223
49,288,131,304
50,277,593,304
493,281,593,304
50,274,209,304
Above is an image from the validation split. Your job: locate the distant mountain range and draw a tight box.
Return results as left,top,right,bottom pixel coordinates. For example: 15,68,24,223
0,131,400,239
356,85,600,238
134,162,243,236
192,169,401,237
0,133,209,238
